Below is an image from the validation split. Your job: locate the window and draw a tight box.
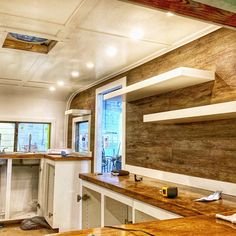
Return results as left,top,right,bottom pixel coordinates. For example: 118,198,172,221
0,123,15,152
0,122,50,153
95,77,126,173
72,115,91,156
101,95,122,173
17,123,50,152
75,121,89,153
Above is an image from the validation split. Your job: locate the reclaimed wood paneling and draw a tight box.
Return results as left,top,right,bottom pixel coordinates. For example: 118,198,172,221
69,28,236,183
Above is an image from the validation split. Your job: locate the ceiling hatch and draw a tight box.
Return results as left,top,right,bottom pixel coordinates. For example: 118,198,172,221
2,32,57,54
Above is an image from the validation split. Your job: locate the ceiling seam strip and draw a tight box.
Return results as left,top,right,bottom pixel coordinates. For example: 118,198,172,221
0,11,65,27
55,0,98,39
63,0,89,26
21,55,44,85
77,27,171,46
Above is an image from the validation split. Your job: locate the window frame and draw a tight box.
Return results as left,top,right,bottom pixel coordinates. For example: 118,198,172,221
0,121,51,152
94,77,126,172
72,115,92,156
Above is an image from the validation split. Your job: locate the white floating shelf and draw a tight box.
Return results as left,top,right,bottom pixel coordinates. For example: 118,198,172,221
65,109,91,116
143,101,236,124
104,67,215,102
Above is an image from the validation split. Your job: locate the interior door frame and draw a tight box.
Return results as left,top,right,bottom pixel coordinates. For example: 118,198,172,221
94,77,126,172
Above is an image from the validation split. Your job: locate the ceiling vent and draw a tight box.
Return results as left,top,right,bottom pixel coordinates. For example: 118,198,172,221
2,32,57,54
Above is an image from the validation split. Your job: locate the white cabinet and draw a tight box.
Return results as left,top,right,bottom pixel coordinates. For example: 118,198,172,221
104,196,132,226
133,199,180,221
40,159,91,232
80,180,181,230
0,157,91,232
134,210,157,223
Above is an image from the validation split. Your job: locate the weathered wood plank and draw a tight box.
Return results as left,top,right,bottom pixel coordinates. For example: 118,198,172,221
69,28,236,183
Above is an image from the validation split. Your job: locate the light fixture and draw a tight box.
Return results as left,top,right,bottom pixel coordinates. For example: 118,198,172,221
106,46,117,57
49,86,56,92
86,62,94,69
71,70,80,78
166,12,174,16
57,81,64,86
130,28,144,40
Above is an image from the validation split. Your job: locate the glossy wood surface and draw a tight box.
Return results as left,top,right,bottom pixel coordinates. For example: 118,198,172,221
0,153,92,161
123,0,236,28
80,173,236,217
50,214,236,236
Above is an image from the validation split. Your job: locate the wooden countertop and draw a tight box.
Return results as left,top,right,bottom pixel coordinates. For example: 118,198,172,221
49,214,236,236
45,154,92,161
0,153,92,161
79,173,236,217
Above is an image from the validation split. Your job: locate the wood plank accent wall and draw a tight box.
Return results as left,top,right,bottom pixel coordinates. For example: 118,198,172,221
69,28,236,182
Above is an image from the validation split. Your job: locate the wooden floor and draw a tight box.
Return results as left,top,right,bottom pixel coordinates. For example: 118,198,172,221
0,224,57,236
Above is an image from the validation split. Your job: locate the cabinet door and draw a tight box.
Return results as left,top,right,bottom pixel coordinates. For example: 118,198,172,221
133,200,181,222
45,163,55,226
134,209,158,223
37,159,45,216
82,186,101,229
104,196,132,225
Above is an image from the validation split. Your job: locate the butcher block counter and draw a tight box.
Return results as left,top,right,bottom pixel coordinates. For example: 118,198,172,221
79,173,236,217
50,173,236,235
49,214,236,236
0,153,92,161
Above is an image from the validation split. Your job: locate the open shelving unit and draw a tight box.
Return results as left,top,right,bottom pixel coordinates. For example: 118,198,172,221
143,101,236,124
65,109,91,116
104,67,215,102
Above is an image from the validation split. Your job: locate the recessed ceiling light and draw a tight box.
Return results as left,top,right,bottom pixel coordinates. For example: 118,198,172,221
106,46,117,57
166,12,174,16
86,62,94,69
71,70,80,78
130,28,144,40
57,81,64,86
49,86,56,92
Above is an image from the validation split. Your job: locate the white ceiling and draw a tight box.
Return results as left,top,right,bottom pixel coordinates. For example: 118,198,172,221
0,0,219,98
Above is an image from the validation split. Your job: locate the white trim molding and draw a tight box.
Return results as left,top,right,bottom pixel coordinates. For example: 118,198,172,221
72,115,92,157
125,164,236,196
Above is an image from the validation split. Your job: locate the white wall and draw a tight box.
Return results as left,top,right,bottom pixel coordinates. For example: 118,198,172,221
0,86,69,148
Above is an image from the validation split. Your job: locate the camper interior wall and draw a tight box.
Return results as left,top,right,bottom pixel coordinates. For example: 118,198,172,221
0,86,67,149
